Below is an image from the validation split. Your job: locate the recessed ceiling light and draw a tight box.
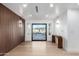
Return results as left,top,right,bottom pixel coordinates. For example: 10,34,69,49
50,4,54,7
45,14,49,18
23,4,27,7
77,3,79,5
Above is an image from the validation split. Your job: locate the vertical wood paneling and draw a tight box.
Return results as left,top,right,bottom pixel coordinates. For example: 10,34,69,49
0,4,25,53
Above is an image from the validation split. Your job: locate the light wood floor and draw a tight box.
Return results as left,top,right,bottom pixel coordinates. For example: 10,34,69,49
5,41,79,56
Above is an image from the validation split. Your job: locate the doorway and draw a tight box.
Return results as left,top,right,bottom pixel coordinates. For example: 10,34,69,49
32,23,47,41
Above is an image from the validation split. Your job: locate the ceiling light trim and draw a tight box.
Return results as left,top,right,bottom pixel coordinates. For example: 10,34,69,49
23,4,27,8
50,4,54,7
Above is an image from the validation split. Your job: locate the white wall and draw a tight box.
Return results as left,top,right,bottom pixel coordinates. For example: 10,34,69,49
54,11,68,50
67,9,79,51
25,8,68,51
54,9,79,52
25,8,79,52
25,19,54,41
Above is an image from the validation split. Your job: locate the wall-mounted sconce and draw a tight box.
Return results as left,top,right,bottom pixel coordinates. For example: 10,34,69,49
56,20,60,28
18,20,23,28
56,20,60,24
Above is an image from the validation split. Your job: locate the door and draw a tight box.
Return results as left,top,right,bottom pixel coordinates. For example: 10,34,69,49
32,23,47,41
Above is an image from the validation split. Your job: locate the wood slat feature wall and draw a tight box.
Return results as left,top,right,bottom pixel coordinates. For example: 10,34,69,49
0,4,25,53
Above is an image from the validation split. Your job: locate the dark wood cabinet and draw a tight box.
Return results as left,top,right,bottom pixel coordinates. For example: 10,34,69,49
52,35,55,43
52,35,63,48
56,36,63,48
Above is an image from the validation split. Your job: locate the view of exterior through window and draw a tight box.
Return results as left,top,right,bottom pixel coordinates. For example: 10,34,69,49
32,23,47,41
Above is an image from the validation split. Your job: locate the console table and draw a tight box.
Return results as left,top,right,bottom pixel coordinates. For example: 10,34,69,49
52,35,63,48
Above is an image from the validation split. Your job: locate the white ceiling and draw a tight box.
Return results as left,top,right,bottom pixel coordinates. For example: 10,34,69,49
2,3,79,20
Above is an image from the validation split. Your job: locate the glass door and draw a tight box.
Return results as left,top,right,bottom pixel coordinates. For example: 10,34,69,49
32,23,47,41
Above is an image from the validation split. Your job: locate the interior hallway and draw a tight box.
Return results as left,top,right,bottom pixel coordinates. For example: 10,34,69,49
1,3,79,56
5,41,79,56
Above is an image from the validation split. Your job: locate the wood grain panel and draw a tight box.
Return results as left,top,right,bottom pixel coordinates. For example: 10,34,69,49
0,4,25,54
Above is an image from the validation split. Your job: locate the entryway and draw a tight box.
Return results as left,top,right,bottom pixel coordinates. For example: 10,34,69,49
32,23,47,41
